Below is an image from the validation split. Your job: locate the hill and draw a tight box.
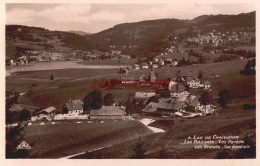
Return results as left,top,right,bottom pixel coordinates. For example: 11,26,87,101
68,30,91,36
6,11,255,57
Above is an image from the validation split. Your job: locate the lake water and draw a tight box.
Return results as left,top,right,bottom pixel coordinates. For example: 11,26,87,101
6,61,127,76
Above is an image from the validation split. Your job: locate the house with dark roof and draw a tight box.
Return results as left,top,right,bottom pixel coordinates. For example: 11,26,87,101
204,80,211,89
156,98,185,115
141,102,158,114
89,106,126,120
35,106,56,121
170,84,189,98
134,91,156,103
63,100,84,116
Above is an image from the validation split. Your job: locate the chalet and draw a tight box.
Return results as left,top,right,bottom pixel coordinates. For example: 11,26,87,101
168,80,177,90
133,64,140,70
142,62,149,69
154,58,159,62
134,91,156,103
35,106,56,121
89,106,126,120
63,100,84,116
170,84,188,98
204,81,211,89
152,63,159,69
187,77,200,88
156,98,185,115
120,75,135,84
171,61,178,66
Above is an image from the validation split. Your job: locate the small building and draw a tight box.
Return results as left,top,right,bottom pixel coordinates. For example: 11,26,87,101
142,62,149,69
134,91,156,103
35,106,56,121
152,63,159,69
187,77,200,88
204,81,211,89
171,61,178,66
156,98,185,115
89,106,126,120
63,100,84,116
133,64,140,70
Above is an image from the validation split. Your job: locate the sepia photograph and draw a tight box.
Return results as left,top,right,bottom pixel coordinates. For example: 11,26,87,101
4,1,257,161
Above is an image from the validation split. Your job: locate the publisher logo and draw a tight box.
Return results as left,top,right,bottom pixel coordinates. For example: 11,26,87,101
17,141,31,150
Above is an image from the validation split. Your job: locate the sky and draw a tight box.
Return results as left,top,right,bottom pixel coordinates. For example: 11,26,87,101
6,3,255,34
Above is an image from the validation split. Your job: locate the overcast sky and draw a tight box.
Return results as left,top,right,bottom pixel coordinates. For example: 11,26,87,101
6,3,255,33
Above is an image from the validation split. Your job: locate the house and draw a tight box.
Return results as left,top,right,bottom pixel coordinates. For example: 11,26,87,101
154,58,159,62
168,80,177,90
35,106,56,121
63,100,84,116
170,84,188,98
120,75,135,84
171,61,178,66
133,64,140,70
152,63,159,69
141,102,158,114
134,91,156,103
187,77,200,88
89,106,126,120
159,60,164,67
204,81,211,89
156,98,185,115
142,62,149,69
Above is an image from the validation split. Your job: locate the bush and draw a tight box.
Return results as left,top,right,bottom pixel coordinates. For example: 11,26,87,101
103,93,115,106
243,104,256,110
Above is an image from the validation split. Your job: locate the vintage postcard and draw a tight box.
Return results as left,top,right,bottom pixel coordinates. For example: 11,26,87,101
2,0,259,165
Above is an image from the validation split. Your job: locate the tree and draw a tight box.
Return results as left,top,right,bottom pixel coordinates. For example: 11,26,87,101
125,99,134,114
217,89,231,107
19,109,31,121
199,92,212,113
50,75,54,81
159,145,167,159
83,90,103,111
131,137,146,159
198,71,203,80
103,93,115,106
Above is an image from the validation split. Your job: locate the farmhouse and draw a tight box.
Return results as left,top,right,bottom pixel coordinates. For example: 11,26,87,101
134,91,156,103
63,100,84,116
142,62,149,69
35,106,56,121
152,63,159,69
157,98,185,115
89,106,126,120
187,77,200,88
204,80,211,89
159,60,164,67
133,64,140,70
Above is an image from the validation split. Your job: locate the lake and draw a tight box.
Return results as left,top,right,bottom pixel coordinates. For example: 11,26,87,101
6,61,128,76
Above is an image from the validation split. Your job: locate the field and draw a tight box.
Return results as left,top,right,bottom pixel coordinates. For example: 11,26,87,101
79,58,138,66
6,59,254,113
22,120,153,158
73,97,255,159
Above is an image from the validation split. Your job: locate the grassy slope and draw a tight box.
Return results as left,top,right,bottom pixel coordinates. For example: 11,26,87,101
7,59,254,112
74,97,255,159
23,120,152,158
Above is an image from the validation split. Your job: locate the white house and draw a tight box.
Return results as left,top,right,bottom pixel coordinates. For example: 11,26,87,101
204,81,211,89
152,63,159,69
187,78,200,88
170,84,189,98
63,100,84,116
142,62,149,69
159,60,164,67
